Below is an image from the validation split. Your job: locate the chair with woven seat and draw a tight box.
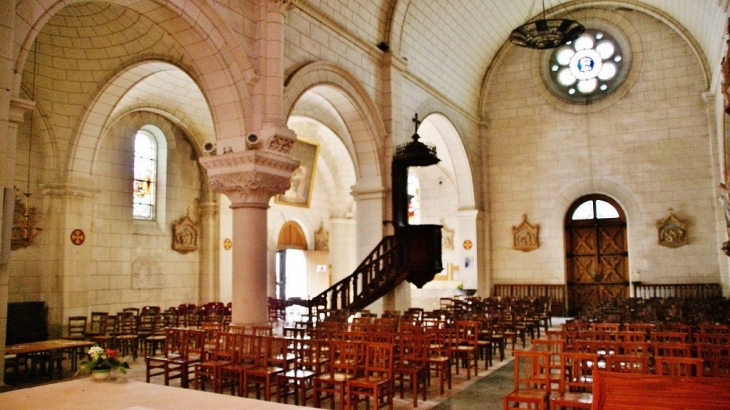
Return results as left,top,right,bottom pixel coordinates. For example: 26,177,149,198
193,331,240,392
114,311,139,359
346,342,395,410
314,339,361,410
218,333,262,395
243,336,289,400
277,339,324,406
89,315,117,349
146,327,205,388
426,323,452,396
395,331,428,407
146,327,188,386
503,350,550,410
84,311,108,339
550,351,599,410
449,320,480,380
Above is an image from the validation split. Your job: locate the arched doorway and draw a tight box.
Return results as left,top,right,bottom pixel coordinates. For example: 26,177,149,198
276,221,307,300
565,195,629,317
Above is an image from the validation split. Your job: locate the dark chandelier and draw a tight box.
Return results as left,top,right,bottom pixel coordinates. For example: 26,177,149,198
509,0,584,50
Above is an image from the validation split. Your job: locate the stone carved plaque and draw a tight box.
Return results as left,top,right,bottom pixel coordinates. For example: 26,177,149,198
172,211,198,254
314,224,329,251
132,256,163,289
656,208,688,248
512,214,539,252
441,219,454,252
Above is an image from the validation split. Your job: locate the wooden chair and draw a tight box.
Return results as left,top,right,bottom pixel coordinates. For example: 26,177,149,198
136,311,158,356
654,356,704,377
145,328,205,388
89,315,117,349
652,342,693,358
243,336,289,400
503,350,550,410
84,311,108,339
193,331,240,392
346,342,395,410
696,342,730,377
146,327,188,386
603,354,649,373
551,352,599,410
426,324,452,396
449,320,479,380
65,316,87,340
591,323,620,333
114,311,139,359
652,331,690,344
277,339,323,406
394,332,428,407
314,340,361,410
218,334,262,395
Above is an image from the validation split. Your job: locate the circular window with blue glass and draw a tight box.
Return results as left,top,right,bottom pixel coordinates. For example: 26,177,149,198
545,29,627,103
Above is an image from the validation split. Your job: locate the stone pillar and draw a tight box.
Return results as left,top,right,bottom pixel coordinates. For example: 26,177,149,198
0,97,33,387
198,200,219,303
329,217,356,284
42,183,99,337
351,185,386,314
200,150,297,325
457,209,479,290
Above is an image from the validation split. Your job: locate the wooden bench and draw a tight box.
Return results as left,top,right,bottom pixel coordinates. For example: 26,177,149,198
592,370,730,409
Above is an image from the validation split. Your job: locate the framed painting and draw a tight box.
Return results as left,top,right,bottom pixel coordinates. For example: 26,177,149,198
275,136,319,208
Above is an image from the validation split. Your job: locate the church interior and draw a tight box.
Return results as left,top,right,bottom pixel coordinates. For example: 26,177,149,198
2,0,730,407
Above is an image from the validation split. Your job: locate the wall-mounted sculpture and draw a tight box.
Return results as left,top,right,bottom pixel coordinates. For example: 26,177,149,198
172,209,198,254
513,214,539,252
656,208,687,248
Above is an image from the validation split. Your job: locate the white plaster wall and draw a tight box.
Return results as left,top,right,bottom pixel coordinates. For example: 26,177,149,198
483,10,718,286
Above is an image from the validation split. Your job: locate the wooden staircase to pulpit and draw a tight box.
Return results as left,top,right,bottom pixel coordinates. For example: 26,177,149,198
306,224,443,314
305,114,443,315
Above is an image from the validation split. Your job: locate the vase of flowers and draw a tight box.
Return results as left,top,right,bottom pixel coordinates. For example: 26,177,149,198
77,346,130,380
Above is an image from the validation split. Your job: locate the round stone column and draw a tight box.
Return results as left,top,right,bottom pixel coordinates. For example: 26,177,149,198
200,150,298,325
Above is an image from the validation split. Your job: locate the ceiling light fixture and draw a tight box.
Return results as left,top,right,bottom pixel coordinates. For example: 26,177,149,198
509,0,584,50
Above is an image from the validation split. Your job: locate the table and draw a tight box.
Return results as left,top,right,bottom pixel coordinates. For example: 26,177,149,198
0,377,303,410
5,339,96,373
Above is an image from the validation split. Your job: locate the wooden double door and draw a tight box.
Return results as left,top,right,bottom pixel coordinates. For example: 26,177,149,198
565,196,629,317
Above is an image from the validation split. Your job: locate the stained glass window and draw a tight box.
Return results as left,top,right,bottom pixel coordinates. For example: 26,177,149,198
547,29,625,102
133,131,156,220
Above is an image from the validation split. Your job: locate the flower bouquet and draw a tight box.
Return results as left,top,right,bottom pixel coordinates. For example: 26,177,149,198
76,346,130,378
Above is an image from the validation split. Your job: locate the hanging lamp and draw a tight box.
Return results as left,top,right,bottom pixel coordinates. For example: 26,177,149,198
509,0,584,50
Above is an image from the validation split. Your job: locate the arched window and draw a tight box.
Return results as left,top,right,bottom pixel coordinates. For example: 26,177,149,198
133,130,157,220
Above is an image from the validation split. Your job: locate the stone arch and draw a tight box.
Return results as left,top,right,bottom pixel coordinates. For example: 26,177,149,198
388,0,413,56
283,61,387,192
415,101,476,210
549,178,642,280
13,0,254,179
69,61,207,183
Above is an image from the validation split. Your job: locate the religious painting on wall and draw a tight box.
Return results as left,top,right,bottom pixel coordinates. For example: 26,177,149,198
276,136,319,208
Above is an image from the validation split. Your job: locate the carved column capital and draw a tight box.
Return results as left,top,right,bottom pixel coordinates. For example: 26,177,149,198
200,151,298,208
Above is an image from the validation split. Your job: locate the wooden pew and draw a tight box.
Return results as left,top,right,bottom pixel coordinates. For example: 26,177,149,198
591,370,730,410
